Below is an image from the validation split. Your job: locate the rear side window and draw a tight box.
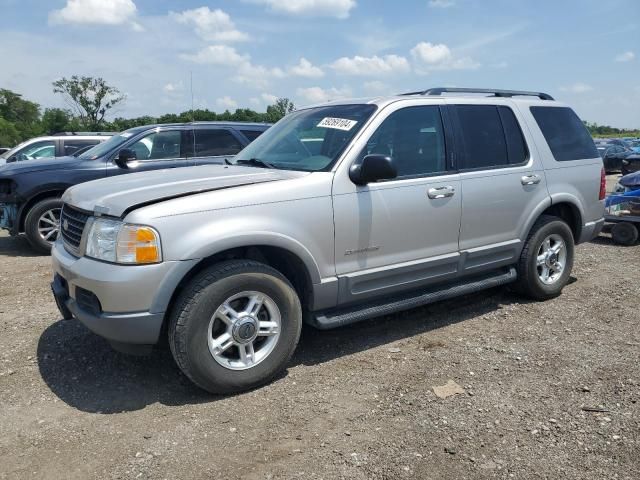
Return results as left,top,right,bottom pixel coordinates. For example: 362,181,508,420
530,106,598,161
454,105,528,169
240,129,264,142
63,140,99,156
194,129,243,156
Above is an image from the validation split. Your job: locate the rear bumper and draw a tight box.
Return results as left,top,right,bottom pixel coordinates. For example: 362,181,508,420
578,218,605,244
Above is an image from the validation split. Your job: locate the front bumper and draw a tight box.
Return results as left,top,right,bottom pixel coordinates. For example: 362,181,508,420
51,239,198,345
578,218,605,244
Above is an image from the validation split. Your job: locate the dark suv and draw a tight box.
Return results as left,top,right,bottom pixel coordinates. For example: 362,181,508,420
0,122,270,252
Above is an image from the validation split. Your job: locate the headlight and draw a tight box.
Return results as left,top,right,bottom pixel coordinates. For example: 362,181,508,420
85,218,162,264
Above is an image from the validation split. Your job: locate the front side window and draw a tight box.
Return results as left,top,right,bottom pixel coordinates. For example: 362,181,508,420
194,129,243,156
359,106,446,178
530,106,599,161
129,130,182,160
233,104,377,171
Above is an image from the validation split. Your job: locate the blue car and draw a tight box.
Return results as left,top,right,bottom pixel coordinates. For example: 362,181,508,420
0,122,270,252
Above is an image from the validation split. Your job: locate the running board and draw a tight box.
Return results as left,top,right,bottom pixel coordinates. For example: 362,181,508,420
309,267,517,330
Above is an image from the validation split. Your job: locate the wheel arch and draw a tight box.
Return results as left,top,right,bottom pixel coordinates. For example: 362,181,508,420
18,189,67,232
523,197,583,244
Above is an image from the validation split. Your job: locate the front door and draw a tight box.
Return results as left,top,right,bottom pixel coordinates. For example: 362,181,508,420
333,105,462,305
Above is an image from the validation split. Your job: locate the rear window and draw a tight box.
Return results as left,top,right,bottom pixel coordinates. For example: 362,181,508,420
530,106,599,161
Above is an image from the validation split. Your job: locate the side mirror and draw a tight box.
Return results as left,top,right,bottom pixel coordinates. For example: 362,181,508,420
349,154,397,185
115,148,137,169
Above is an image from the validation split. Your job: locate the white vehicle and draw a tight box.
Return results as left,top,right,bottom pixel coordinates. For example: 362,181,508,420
0,132,114,165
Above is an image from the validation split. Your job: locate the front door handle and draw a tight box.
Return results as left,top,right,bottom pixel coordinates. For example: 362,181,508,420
521,174,541,186
428,186,455,199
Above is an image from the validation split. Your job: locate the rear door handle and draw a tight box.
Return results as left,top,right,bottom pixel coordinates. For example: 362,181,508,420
521,174,541,185
428,186,455,199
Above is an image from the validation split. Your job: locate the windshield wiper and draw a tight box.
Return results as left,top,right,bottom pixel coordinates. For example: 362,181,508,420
235,158,277,169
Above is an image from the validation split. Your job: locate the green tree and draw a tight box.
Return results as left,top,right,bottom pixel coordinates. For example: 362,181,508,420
0,117,21,146
266,98,295,123
0,88,42,141
52,76,125,130
41,108,74,134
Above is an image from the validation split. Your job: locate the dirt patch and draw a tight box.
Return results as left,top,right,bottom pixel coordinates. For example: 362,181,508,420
0,181,638,479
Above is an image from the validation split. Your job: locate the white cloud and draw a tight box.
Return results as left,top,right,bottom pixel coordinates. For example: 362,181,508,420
296,86,351,104
235,63,285,89
428,0,455,7
253,0,356,19
163,82,183,93
180,45,249,66
170,7,248,43
289,58,324,78
615,51,635,62
363,80,389,94
331,54,410,75
560,83,594,94
216,96,238,109
411,41,480,72
261,93,279,104
49,0,141,29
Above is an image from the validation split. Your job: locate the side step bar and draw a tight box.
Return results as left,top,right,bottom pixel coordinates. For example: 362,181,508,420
309,268,517,330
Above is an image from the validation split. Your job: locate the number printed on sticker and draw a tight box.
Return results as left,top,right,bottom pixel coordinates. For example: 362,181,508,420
317,117,358,131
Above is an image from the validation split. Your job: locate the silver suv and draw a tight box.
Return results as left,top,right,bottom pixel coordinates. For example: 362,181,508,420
51,88,605,394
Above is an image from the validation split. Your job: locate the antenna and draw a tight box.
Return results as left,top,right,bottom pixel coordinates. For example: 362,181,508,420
190,71,195,122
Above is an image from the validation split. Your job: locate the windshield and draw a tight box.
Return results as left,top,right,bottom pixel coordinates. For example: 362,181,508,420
233,104,377,171
77,127,147,159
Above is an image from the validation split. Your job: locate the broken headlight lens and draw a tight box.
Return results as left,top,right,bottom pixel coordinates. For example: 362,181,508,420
85,218,162,264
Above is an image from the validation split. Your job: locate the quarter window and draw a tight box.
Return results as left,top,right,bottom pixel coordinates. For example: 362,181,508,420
194,129,243,156
530,106,599,161
361,106,447,178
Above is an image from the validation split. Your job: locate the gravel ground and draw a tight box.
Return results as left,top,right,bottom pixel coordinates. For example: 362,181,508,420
0,176,638,479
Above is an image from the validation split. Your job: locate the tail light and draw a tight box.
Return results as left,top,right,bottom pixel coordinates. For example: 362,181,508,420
599,167,606,200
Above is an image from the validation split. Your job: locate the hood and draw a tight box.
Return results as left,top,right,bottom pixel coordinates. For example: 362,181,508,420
619,170,640,188
0,156,82,175
63,164,306,217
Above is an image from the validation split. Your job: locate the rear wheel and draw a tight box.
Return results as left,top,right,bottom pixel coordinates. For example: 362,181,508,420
24,197,63,254
611,222,639,246
514,215,575,300
168,260,302,394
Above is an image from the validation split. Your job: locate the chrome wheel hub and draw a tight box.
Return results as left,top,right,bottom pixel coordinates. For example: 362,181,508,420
536,234,567,285
37,208,61,243
208,291,281,371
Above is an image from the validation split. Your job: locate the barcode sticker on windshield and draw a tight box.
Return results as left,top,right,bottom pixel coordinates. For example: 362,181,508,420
317,117,358,131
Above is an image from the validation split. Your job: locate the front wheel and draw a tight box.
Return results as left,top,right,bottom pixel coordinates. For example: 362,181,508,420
168,260,302,394
24,197,63,254
514,215,575,300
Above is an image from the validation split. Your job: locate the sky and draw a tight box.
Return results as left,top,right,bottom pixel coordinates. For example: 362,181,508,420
0,0,639,128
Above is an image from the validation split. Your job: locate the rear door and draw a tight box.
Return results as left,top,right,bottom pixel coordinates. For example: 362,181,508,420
449,102,549,274
192,127,245,165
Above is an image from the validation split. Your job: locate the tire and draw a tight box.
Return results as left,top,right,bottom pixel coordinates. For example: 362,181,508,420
168,260,302,394
611,222,639,246
514,215,575,301
24,197,63,254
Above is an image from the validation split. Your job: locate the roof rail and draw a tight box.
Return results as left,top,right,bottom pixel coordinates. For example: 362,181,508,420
400,87,554,101
52,131,115,136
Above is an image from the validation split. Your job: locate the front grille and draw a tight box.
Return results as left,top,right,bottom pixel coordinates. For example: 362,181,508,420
60,204,90,252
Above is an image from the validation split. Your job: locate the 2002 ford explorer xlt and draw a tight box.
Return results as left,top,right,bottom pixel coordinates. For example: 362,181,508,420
51,88,606,394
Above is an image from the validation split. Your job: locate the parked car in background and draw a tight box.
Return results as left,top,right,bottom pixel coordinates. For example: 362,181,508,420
629,140,640,154
0,122,270,252
618,170,640,192
0,132,114,165
621,152,640,176
596,143,631,172
50,87,605,394
0,147,10,155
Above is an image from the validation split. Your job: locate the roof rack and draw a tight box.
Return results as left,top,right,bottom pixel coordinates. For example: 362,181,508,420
52,131,115,136
400,87,554,101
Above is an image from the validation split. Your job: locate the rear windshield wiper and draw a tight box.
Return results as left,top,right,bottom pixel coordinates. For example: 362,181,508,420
235,158,276,169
